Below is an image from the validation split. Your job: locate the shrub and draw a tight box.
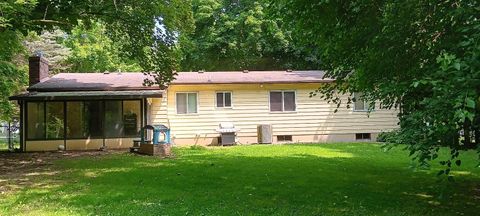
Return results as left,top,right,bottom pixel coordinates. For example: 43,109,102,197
377,130,401,143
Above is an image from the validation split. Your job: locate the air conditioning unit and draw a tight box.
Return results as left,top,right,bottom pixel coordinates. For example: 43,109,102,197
257,124,272,144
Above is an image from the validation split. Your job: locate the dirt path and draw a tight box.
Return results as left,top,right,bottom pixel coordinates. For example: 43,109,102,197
0,150,121,194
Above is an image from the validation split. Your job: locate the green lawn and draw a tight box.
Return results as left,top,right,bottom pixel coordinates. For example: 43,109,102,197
0,139,7,150
1,143,479,215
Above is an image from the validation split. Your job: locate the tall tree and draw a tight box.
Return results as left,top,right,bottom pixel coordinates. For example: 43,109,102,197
0,0,193,120
24,29,72,74
179,0,318,71
62,21,141,73
277,0,480,173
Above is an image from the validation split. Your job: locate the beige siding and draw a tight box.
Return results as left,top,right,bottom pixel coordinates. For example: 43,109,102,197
66,139,103,150
151,97,169,126
151,83,399,145
25,140,64,152
105,138,136,149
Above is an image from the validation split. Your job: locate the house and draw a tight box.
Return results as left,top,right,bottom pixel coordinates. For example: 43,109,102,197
9,56,399,152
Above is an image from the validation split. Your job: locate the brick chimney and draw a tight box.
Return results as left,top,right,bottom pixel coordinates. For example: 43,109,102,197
29,56,49,86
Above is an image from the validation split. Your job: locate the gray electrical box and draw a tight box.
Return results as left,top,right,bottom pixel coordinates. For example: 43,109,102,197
257,124,272,144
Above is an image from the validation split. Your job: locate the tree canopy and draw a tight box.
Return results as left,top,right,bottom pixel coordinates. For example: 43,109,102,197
178,0,318,71
2,0,480,174
0,0,193,120
277,0,480,173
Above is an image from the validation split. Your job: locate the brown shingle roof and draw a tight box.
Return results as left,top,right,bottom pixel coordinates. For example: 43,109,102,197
28,70,331,92
27,73,157,92
174,70,331,84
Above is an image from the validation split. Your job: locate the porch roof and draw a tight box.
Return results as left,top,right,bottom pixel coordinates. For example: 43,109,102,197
9,90,163,101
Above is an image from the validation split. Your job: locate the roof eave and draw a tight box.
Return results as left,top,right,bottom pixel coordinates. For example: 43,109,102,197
170,80,334,85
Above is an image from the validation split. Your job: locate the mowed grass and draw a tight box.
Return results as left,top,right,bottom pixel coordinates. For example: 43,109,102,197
1,143,479,215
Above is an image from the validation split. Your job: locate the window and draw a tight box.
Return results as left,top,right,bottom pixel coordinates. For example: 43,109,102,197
177,93,198,114
216,92,232,108
66,102,84,138
353,92,371,111
66,101,103,139
27,100,141,140
277,135,293,142
27,102,65,140
105,101,123,138
46,102,64,139
355,133,371,140
123,100,141,136
270,91,296,112
27,102,45,140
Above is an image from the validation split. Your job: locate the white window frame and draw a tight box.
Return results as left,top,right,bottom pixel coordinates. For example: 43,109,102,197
175,92,199,114
215,91,233,109
269,90,297,112
353,92,371,112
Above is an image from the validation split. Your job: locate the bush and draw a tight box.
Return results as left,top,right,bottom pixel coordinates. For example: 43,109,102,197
376,130,401,143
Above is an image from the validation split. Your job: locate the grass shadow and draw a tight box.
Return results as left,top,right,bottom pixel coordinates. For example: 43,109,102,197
1,143,479,215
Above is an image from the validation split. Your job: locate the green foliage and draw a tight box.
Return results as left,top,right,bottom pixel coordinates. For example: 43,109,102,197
278,0,480,172
24,29,72,74
0,0,193,120
1,144,479,215
376,130,400,143
179,0,318,71
0,61,27,121
0,28,28,121
62,21,141,73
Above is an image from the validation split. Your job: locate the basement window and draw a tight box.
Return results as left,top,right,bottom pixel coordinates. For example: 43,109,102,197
277,135,293,142
355,133,371,140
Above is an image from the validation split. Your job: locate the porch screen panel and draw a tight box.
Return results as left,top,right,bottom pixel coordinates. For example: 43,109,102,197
269,92,283,111
66,101,103,139
27,102,45,140
105,101,123,138
46,102,64,139
123,100,141,137
66,102,85,138
85,101,103,138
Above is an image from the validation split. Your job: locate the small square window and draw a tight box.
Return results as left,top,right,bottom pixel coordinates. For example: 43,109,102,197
270,91,296,112
177,93,198,114
277,135,293,142
355,133,371,140
216,92,232,108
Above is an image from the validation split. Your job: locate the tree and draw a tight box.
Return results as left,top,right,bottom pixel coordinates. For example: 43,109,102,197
277,0,480,173
24,29,72,74
0,0,193,120
0,1,33,121
62,21,141,73
178,0,318,71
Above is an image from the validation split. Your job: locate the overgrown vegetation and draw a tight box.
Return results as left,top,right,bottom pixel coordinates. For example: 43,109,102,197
0,0,193,121
1,144,479,215
178,0,317,71
277,0,480,173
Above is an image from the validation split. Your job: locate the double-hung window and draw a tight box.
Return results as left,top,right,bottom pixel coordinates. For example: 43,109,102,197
176,92,198,114
216,91,232,108
269,91,296,112
353,92,371,111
